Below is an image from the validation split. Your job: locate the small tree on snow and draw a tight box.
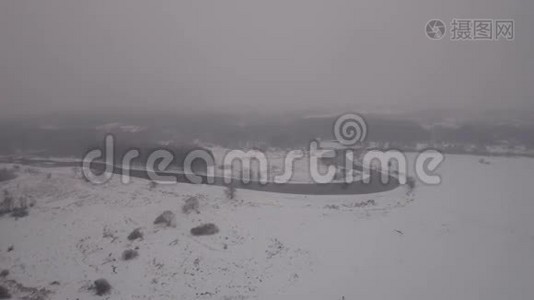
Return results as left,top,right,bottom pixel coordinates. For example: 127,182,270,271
224,185,236,200
406,176,416,194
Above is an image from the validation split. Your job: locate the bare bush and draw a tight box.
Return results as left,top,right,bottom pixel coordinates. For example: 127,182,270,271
1,192,31,218
190,223,219,236
102,226,118,242
406,176,416,193
224,185,236,200
122,249,138,261
478,158,491,165
24,167,40,175
92,279,111,296
182,196,199,214
0,190,13,215
71,167,81,177
348,199,376,208
153,211,176,227
10,208,28,219
324,204,339,209
127,228,143,241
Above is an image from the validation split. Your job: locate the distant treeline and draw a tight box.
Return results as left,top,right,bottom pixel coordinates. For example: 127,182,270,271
0,113,533,157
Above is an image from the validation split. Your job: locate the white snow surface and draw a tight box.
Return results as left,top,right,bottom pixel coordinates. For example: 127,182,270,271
0,154,533,299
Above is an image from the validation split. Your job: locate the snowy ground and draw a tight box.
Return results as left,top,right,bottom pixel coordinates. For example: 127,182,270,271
0,154,534,299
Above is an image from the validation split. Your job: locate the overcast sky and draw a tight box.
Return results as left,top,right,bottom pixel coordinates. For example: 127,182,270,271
0,0,532,117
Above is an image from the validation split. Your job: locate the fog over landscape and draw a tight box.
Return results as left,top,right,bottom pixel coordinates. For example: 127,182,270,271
1,0,533,117
1,1,534,300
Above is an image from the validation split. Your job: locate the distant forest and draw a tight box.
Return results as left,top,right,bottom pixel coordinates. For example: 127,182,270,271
1,113,534,158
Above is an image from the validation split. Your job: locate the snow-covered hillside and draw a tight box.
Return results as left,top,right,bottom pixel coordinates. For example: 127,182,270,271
1,154,533,299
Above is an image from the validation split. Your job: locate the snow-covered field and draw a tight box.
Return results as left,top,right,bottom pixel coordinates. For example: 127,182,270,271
1,154,534,299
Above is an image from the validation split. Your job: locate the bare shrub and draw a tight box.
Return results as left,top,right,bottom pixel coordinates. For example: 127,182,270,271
0,169,16,183
149,181,158,189
190,223,219,236
406,176,416,192
71,167,80,177
0,190,13,215
0,278,50,299
92,279,111,296
102,226,118,242
10,208,28,219
18,196,27,210
0,285,10,299
1,192,31,218
182,196,199,214
324,204,339,209
122,249,138,261
0,270,8,278
153,211,176,227
24,167,40,175
224,185,236,200
348,199,376,208
127,228,143,241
